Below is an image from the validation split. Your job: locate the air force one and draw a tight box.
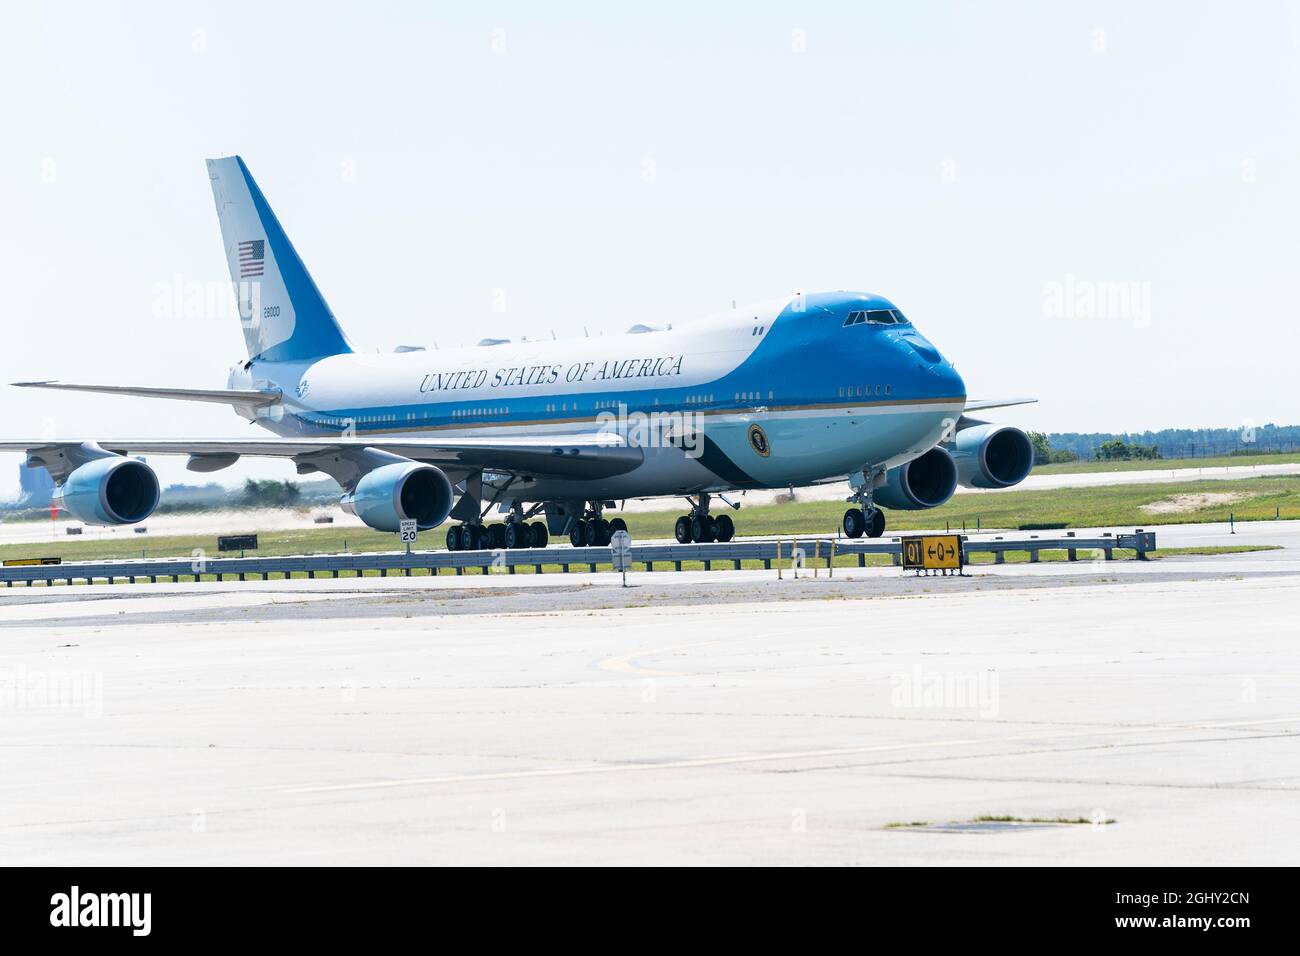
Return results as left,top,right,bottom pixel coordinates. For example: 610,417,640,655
2,156,1035,549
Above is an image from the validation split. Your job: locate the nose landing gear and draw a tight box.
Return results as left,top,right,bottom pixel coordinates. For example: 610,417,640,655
843,469,887,538
842,506,886,538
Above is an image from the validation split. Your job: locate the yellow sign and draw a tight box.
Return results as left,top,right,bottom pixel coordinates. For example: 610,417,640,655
2,557,62,567
901,535,962,571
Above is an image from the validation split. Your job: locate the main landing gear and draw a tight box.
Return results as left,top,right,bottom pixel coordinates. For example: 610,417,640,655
445,518,549,551
673,493,735,544
568,510,627,547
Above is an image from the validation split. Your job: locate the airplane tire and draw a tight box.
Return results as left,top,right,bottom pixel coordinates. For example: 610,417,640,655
460,525,480,551
867,509,886,538
691,515,715,543
843,509,865,539
446,526,461,551
569,520,586,547
488,523,507,550
714,513,735,542
585,518,611,547
674,516,692,544
504,522,527,549
530,522,548,548
608,517,628,534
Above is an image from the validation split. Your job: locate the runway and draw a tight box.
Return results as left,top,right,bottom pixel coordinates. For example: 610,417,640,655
1,521,1297,865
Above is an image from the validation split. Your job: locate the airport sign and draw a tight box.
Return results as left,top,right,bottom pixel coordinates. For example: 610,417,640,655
901,534,963,571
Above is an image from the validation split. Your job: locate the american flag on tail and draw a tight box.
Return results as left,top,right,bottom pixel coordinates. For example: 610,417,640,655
238,239,265,277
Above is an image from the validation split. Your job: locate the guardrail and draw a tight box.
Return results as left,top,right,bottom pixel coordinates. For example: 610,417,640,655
0,531,1156,587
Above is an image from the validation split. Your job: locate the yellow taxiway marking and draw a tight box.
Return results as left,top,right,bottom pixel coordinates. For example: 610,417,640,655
596,640,722,677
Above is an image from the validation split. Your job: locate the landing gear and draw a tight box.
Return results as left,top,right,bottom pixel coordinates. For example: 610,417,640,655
674,493,737,544
566,503,625,548
584,518,612,546
844,507,886,538
447,511,551,551
504,522,529,549
458,524,484,551
844,470,887,540
690,514,716,543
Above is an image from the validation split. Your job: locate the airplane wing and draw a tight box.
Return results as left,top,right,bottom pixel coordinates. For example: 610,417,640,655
11,381,281,407
0,434,643,484
963,397,1037,412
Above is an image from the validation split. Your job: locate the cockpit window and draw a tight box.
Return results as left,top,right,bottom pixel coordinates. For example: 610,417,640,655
845,308,911,327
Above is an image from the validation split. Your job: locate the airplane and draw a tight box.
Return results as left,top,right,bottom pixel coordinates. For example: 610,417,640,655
1,156,1036,550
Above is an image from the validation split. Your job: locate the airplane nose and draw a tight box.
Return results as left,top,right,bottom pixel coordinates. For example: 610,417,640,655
934,357,965,398
890,332,964,398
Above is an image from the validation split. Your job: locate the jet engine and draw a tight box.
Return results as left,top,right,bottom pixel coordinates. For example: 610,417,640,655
339,461,454,532
54,456,161,525
950,424,1034,489
874,446,958,510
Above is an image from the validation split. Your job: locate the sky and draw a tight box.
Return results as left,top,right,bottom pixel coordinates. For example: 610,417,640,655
2,1,1298,495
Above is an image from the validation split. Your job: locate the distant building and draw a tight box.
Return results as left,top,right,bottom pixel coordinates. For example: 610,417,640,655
17,463,54,507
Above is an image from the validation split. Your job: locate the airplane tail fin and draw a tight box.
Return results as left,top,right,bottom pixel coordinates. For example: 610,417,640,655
206,155,353,363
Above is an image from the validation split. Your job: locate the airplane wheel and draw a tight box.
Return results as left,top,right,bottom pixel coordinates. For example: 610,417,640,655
585,518,611,547
530,522,548,548
608,517,627,534
691,514,715,543
488,523,507,550
714,513,735,542
569,520,586,547
843,509,865,539
867,509,886,538
458,525,476,551
446,526,461,551
674,516,692,544
504,522,527,549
